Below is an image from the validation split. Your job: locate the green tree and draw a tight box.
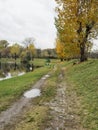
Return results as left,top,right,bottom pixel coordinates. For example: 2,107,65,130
0,40,9,49
0,40,9,58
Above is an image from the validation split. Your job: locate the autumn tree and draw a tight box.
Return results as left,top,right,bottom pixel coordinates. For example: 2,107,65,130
77,0,98,61
55,0,98,62
56,37,80,60
55,38,65,61
55,0,80,60
28,43,35,60
10,43,22,58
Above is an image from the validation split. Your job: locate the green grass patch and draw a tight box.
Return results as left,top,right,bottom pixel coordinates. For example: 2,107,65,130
0,66,50,112
15,106,49,130
41,69,58,102
31,58,59,67
65,59,98,130
33,58,46,67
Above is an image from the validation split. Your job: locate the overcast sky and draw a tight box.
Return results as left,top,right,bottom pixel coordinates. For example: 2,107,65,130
0,0,57,49
0,0,97,50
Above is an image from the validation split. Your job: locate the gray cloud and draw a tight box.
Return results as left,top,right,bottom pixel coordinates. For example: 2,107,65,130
0,0,56,49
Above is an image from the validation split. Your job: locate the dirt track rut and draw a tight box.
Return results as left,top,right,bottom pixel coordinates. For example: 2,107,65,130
0,75,48,130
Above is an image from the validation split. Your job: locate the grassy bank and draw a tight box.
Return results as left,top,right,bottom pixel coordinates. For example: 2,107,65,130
0,66,51,112
65,59,98,130
0,58,97,130
0,58,59,112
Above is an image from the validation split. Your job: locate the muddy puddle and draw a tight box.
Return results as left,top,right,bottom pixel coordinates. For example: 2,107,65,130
24,89,41,98
41,74,50,80
0,73,50,129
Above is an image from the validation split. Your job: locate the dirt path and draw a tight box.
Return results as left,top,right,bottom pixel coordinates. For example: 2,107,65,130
0,67,86,130
0,74,50,130
44,70,86,130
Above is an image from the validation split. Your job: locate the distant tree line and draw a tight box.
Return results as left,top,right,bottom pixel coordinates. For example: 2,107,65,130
35,49,57,59
0,39,57,60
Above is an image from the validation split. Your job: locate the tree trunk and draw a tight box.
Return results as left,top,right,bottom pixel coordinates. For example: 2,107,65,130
80,43,87,62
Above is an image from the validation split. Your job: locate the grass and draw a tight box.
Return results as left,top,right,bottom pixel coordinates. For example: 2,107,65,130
14,63,59,130
0,58,59,112
1,58,97,129
33,58,60,67
65,59,98,130
15,106,49,130
0,66,51,112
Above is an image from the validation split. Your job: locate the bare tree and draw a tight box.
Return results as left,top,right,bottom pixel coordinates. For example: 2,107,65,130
22,37,35,48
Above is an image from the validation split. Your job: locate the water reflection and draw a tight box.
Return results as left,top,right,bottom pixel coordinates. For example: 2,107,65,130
0,62,32,79
24,89,41,98
0,72,26,81
0,61,43,80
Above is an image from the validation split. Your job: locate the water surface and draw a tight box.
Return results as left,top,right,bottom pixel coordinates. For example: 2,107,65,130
24,89,41,98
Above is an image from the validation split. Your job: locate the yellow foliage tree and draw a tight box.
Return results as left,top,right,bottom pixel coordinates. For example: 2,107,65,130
56,38,65,61
10,43,21,58
28,43,35,60
56,38,80,60
55,0,98,62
